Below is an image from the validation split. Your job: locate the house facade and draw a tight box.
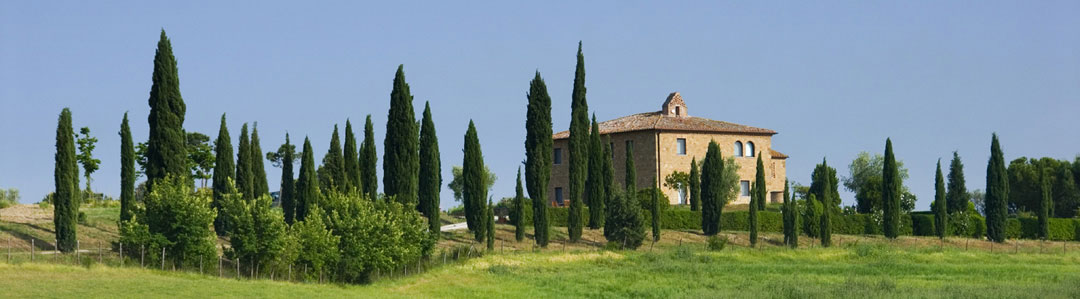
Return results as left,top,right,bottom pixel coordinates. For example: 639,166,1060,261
550,92,788,207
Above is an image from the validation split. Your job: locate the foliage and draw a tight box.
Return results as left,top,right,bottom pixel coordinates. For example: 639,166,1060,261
142,176,217,267
525,71,553,247
934,160,947,239
0,188,19,209
144,30,188,191
802,194,822,238
294,138,321,222
321,191,434,283
624,141,636,194
289,205,339,281
651,176,661,242
265,140,298,169
486,200,495,250
235,124,253,200
75,126,101,192
186,132,215,187
418,102,442,236
448,165,497,202
212,114,235,234
319,125,345,195
689,157,701,211
782,180,799,248
985,134,1009,242
882,139,901,239
512,167,530,242
844,151,910,213
946,151,969,214
749,155,765,247
222,190,290,276
119,113,136,223
1038,170,1051,240
383,65,420,207
117,217,169,264
462,121,486,242
54,108,80,252
700,141,725,235
1007,157,1080,218
604,190,645,249
343,119,361,192
279,134,296,224
585,115,606,229
249,126,268,198
359,115,379,201
706,235,727,251
568,42,590,244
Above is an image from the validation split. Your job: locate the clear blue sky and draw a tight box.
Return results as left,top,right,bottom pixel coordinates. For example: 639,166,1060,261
2,1,1078,211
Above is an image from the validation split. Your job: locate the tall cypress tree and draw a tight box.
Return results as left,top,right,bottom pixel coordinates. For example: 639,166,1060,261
250,124,268,198
525,71,552,247
360,115,379,201
946,151,968,214
343,119,360,193
235,124,253,200
700,141,723,236
689,157,701,211
585,115,605,229
295,137,320,221
624,142,636,195
145,30,187,190
280,134,297,224
513,167,526,242
985,133,1009,243
603,139,617,240
383,65,420,207
419,102,442,235
486,199,495,250
934,159,947,239
321,125,345,194
882,139,901,239
783,179,798,248
750,154,765,247
463,120,486,242
54,108,79,253
820,193,831,247
119,112,135,223
568,41,589,243
1039,169,1051,240
212,114,235,234
651,175,661,242
811,158,836,243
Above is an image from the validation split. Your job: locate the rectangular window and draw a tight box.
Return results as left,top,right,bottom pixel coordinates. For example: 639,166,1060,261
676,138,687,155
678,188,687,205
555,187,564,206
553,148,562,164
740,181,750,197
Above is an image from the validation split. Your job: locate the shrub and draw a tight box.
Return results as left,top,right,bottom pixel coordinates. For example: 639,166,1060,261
910,214,935,236
706,235,728,251
447,205,465,217
77,211,87,224
322,191,435,283
290,205,339,281
604,191,645,250
142,176,217,268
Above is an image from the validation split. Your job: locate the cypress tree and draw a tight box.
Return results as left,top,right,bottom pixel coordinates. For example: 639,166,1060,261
882,139,901,239
119,112,135,223
145,30,187,190
625,142,636,195
946,151,969,214
700,141,723,236
463,121,486,242
525,71,552,247
250,125,268,198
934,159,947,239
568,41,589,243
750,154,765,247
756,155,767,211
383,65,420,207
419,102,442,235
320,125,345,194
585,115,605,229
295,138,321,221
235,124,253,200
783,180,798,248
651,175,661,242
54,108,79,253
280,134,296,224
810,158,836,242
212,114,235,234
486,199,495,250
1039,169,1051,240
820,193,831,247
985,134,1009,243
689,157,701,211
360,115,379,201
514,167,526,242
343,119,361,193
603,139,617,240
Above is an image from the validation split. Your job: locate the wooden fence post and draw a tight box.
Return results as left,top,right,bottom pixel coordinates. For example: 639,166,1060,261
119,242,123,267
77,240,80,264
31,239,35,262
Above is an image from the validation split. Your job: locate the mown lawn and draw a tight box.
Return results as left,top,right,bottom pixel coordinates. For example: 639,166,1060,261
2,241,1078,298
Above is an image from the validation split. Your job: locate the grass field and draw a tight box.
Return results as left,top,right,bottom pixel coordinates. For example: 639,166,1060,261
2,204,1080,298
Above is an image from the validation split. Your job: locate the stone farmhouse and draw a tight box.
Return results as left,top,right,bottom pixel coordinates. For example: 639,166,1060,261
550,92,788,207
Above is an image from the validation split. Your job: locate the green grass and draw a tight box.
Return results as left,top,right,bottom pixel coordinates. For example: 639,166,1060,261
2,242,1078,298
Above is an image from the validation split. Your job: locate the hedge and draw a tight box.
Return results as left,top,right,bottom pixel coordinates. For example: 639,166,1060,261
546,206,1078,241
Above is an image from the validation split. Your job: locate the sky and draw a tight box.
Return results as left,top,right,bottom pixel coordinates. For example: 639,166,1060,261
2,1,1078,211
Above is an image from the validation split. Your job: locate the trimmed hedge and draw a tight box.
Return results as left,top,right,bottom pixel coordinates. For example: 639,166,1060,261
547,206,1079,240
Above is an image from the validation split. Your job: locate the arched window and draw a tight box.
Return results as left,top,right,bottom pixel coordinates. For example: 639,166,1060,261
746,142,755,157
734,141,744,157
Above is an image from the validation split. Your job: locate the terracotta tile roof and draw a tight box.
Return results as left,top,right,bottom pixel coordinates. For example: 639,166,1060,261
769,149,788,159
553,111,777,139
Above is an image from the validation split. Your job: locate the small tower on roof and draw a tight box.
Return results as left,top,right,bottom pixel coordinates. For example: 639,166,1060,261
662,92,688,117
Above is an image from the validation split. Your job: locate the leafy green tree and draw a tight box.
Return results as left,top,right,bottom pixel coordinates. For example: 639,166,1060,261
512,167,527,242
383,65,420,207
946,151,969,214
294,138,321,221
463,121,486,242
360,115,379,200
1039,169,1051,240
120,113,136,222
689,157,700,211
236,124,253,200
145,30,187,190
525,71,552,247
321,192,434,283
419,102,442,235
882,139,901,239
651,176,661,242
486,199,495,250
934,159,947,239
250,126,268,197
604,189,645,249
568,42,589,244
344,119,361,193
143,176,217,267
75,127,100,193
212,114,235,234
1007,157,1080,218
265,141,297,169
319,125,346,194
585,115,606,229
624,142,637,195
185,132,215,188
289,205,339,281
448,165,497,202
222,190,288,277
54,108,79,252
700,141,724,236
280,134,297,224
843,151,913,213
749,154,764,247
986,133,1009,242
